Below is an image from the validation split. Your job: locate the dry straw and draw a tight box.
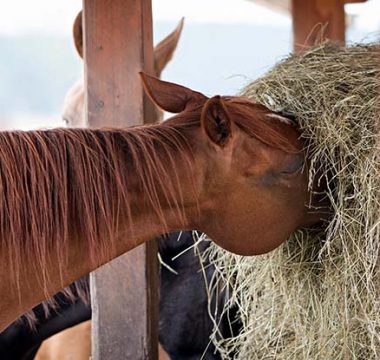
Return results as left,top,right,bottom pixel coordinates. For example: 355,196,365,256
205,42,380,359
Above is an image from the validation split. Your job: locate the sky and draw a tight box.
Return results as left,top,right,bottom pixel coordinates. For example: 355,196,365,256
0,0,378,36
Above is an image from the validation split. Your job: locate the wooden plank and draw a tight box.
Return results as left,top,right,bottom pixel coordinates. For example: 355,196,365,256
291,0,346,52
90,247,159,359
82,0,159,359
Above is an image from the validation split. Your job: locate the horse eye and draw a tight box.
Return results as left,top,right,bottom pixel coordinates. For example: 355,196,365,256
281,156,304,175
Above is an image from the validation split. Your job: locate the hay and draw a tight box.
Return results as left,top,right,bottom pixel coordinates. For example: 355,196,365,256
206,42,380,359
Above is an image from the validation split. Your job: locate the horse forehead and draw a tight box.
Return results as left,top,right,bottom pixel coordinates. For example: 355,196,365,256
63,81,84,105
62,81,86,127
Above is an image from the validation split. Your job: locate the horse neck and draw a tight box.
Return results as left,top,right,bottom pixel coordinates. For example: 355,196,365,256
0,125,201,331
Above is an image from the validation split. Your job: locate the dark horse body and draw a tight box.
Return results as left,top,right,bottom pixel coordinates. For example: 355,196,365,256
158,233,240,359
0,282,90,360
0,232,239,360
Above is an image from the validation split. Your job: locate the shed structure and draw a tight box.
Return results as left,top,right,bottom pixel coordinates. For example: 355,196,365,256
81,0,368,358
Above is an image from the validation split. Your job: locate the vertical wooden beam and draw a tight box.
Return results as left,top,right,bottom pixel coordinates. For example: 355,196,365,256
82,0,159,359
291,0,346,52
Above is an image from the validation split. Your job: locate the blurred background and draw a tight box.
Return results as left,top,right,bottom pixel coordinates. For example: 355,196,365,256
0,0,378,130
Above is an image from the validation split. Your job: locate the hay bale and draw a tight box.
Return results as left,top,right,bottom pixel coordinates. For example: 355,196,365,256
206,42,380,359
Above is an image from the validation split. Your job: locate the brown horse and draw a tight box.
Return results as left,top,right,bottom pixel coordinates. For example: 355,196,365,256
0,74,323,332
62,11,184,127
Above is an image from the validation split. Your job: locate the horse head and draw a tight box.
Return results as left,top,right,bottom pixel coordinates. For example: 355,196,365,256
141,73,326,256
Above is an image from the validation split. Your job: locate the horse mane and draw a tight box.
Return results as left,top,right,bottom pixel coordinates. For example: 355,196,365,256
0,126,193,287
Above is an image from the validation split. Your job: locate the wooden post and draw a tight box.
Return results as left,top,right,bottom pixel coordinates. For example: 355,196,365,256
291,0,346,51
291,0,368,51
82,0,159,359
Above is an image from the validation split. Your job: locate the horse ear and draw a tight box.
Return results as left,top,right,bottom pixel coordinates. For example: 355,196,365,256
73,11,83,58
154,18,184,77
140,73,206,113
201,96,233,147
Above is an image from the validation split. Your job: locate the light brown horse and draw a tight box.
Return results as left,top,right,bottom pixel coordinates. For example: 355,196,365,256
35,321,92,360
0,74,323,332
35,321,170,360
62,11,184,127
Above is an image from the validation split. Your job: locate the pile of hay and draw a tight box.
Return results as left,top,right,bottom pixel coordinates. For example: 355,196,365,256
206,42,380,359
